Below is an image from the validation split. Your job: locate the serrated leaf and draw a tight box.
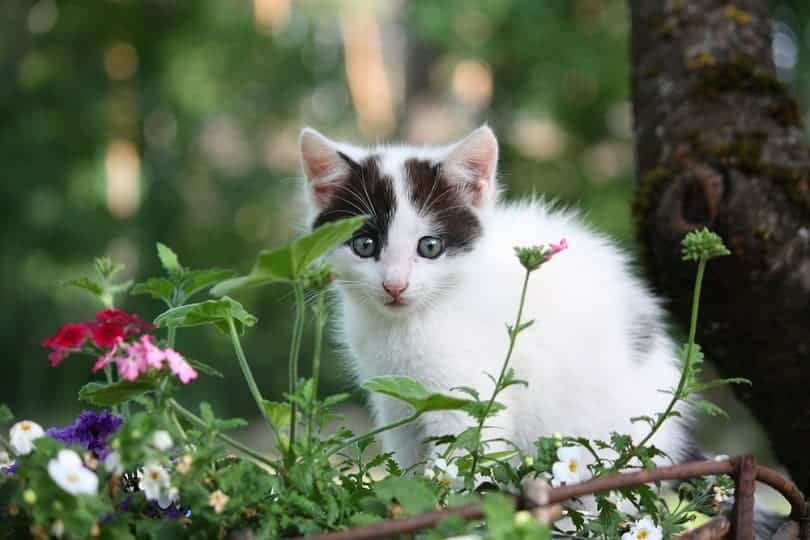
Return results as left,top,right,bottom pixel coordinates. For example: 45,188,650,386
131,277,175,305
78,379,158,407
451,386,480,400
211,216,365,296
180,269,235,300
62,277,105,297
690,398,728,418
689,377,751,393
361,376,473,414
153,297,257,335
0,404,13,423
157,243,183,278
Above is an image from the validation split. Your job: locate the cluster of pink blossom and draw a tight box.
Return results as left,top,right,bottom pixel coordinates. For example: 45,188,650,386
93,335,198,384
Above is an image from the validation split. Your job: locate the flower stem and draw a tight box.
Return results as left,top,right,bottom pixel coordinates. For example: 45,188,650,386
469,269,532,480
307,292,328,444
288,281,306,452
0,435,14,456
613,257,707,471
226,316,280,445
327,412,421,458
168,399,274,469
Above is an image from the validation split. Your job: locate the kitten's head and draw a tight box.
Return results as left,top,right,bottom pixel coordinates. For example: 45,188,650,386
299,126,498,317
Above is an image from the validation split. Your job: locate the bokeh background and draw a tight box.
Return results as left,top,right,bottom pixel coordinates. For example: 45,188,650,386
2,0,809,461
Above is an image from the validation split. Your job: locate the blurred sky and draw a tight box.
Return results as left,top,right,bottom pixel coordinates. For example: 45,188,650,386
1,0,808,458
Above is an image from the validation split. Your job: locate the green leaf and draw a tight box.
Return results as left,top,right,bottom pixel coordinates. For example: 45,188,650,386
0,404,13,423
262,400,291,432
131,277,175,305
157,242,183,278
211,216,365,296
689,398,729,418
689,377,751,393
374,477,438,515
181,269,235,299
185,358,224,378
153,297,258,335
61,277,104,297
78,379,158,407
362,376,473,414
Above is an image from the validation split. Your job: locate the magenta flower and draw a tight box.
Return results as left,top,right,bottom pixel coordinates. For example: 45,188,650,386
549,238,568,256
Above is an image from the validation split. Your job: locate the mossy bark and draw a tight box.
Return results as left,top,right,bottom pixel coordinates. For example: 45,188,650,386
629,0,810,492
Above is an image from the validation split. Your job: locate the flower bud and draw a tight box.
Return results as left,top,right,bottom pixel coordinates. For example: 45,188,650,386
681,228,730,262
23,489,37,505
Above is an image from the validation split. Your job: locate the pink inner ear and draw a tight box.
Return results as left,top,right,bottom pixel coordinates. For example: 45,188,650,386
306,157,335,179
312,183,337,206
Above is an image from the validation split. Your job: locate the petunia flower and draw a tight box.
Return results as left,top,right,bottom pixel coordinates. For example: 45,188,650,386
621,516,663,540
151,430,173,452
10,420,45,455
90,309,153,348
164,349,198,384
42,323,90,366
93,335,197,385
550,446,590,487
47,449,99,496
47,410,122,459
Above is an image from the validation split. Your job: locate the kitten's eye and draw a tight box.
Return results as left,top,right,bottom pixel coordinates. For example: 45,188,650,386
417,236,444,259
350,235,377,258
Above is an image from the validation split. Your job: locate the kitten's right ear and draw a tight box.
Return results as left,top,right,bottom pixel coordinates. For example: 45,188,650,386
299,128,351,208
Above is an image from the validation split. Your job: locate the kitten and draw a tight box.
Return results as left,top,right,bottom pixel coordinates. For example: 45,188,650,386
297,125,691,470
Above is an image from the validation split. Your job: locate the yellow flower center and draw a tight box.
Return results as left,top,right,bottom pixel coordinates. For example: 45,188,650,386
637,530,649,540
20,423,31,432
66,473,79,484
567,460,578,473
149,471,160,481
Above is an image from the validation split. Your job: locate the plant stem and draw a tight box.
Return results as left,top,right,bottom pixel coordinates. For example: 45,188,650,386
469,270,532,480
0,435,14,456
307,292,328,443
226,316,280,445
167,326,177,349
327,412,421,458
170,409,188,442
613,257,707,471
168,399,274,469
288,281,306,452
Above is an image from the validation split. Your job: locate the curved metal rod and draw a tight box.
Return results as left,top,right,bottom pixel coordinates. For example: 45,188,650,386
297,457,806,540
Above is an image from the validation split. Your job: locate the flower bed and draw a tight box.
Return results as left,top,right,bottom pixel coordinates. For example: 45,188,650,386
1,221,790,539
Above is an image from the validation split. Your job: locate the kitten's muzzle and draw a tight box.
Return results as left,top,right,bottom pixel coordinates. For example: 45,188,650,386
382,280,408,303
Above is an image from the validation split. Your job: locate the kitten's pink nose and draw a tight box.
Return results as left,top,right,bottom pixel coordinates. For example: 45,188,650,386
382,280,408,300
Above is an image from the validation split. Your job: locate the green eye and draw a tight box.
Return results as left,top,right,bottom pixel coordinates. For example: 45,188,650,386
350,235,377,258
417,236,445,259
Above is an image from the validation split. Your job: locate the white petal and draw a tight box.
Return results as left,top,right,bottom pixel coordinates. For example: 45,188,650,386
76,468,99,495
551,461,574,484
152,431,174,452
556,446,580,462
434,458,448,471
621,533,635,540
57,449,83,469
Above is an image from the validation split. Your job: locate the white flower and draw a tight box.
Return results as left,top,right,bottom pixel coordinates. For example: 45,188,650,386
550,446,590,487
47,449,99,496
9,420,45,455
104,451,124,475
622,517,663,540
157,486,179,509
151,430,174,452
139,461,171,502
427,457,462,490
209,489,230,514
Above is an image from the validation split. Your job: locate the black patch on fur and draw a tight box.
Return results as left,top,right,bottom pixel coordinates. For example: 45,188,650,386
404,159,482,254
312,155,396,259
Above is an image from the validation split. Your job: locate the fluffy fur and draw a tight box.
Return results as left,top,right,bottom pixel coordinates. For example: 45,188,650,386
298,126,691,469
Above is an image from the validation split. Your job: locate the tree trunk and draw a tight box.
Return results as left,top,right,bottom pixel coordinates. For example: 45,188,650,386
629,0,810,493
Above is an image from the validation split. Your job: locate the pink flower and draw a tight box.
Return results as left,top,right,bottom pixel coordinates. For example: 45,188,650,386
549,238,568,255
92,338,123,372
116,353,143,381
130,335,164,369
164,349,198,384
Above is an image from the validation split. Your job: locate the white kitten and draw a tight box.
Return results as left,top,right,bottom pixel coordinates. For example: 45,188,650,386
298,125,691,469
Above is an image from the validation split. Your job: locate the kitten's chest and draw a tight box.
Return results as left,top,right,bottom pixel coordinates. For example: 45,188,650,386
342,310,501,391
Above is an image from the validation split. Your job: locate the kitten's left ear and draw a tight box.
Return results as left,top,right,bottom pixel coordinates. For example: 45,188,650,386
443,125,498,207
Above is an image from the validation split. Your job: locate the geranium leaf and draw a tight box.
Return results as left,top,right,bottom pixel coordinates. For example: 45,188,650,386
131,277,175,305
78,379,158,407
211,216,365,296
362,376,473,414
61,277,105,298
181,269,235,300
157,242,183,278
153,297,258,335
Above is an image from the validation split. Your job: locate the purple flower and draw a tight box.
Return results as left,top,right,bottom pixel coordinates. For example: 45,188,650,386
1,462,17,475
47,410,122,459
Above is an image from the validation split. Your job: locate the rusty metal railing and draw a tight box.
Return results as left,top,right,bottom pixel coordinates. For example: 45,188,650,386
297,456,808,540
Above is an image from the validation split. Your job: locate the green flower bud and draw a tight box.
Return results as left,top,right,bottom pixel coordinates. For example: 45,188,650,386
681,228,730,262
514,246,547,272
22,489,37,505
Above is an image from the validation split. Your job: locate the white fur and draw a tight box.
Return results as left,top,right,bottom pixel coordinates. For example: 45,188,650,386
299,127,690,470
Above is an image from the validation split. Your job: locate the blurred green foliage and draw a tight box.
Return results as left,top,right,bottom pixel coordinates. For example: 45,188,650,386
1,0,808,439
